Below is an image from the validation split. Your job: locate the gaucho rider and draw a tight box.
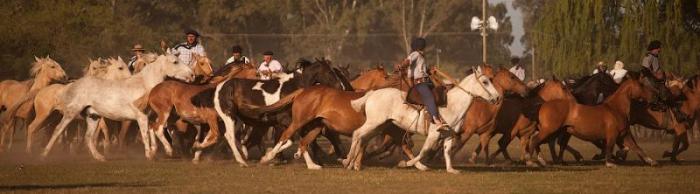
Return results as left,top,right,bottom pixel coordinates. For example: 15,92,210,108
401,38,448,131
641,40,685,121
172,29,207,68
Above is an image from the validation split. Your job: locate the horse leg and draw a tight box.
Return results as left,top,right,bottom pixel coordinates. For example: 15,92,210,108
84,112,106,161
528,127,558,167
443,136,460,174
131,111,153,160
604,134,618,168
492,135,513,163
259,122,303,165
41,111,78,158
26,108,51,153
117,120,132,150
98,118,111,155
152,113,174,158
365,134,393,159
219,113,247,167
621,133,657,166
479,133,494,165
323,130,345,160
298,126,324,170
193,114,220,150
343,121,383,170
406,130,440,171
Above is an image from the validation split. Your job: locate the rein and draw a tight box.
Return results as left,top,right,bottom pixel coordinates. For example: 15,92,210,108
434,68,495,99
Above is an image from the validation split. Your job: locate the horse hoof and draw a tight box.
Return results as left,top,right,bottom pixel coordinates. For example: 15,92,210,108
293,152,301,160
662,151,672,158
239,163,249,168
341,159,350,168
192,159,201,164
447,169,461,174
525,161,539,167
397,160,408,168
414,162,429,171
605,162,617,168
307,165,322,170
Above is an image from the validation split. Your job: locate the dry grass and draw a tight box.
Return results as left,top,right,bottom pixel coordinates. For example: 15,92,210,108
0,136,699,193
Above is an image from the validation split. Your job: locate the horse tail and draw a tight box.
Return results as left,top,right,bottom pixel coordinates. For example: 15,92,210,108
0,88,41,126
351,90,374,112
247,88,305,116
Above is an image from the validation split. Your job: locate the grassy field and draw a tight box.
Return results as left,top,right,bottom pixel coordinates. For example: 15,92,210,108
1,136,699,193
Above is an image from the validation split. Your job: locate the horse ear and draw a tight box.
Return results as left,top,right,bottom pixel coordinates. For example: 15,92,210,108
476,65,483,74
34,56,40,61
117,56,124,62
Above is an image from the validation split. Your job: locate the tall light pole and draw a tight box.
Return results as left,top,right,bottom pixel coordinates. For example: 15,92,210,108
470,0,498,64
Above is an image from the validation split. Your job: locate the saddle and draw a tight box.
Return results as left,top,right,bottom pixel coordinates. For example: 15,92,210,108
405,84,448,107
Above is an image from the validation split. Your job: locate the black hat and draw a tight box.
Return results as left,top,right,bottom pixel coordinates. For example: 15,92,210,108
231,45,242,53
263,51,274,55
410,37,426,51
647,40,661,51
185,29,200,37
511,57,520,65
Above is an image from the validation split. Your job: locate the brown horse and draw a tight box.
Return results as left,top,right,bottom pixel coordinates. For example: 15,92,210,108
467,78,577,165
0,56,68,151
627,76,693,162
451,67,528,165
115,54,220,149
350,66,392,92
528,74,657,167
251,65,496,170
147,62,255,162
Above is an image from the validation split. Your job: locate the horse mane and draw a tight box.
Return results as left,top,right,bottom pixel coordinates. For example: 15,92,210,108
332,67,354,91
30,57,47,77
527,82,545,97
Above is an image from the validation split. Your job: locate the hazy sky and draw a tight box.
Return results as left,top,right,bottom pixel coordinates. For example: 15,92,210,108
490,0,525,56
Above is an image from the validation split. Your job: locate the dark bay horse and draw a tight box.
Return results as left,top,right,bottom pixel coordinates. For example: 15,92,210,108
528,74,658,167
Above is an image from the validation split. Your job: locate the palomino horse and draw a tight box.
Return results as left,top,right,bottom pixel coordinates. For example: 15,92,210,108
0,56,68,151
6,58,132,153
528,74,658,167
40,53,194,161
147,61,254,162
214,58,353,166
343,66,500,173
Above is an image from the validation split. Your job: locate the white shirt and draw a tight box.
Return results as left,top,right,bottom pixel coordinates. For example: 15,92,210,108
258,60,283,80
609,69,628,84
509,65,525,81
407,51,428,79
171,42,206,68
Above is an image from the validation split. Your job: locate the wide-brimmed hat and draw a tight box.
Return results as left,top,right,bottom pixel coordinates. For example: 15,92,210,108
131,44,145,52
185,29,200,37
647,40,661,51
263,51,274,56
231,45,242,53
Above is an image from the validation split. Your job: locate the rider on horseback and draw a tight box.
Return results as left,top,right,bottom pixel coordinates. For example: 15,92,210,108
641,40,685,121
401,38,448,130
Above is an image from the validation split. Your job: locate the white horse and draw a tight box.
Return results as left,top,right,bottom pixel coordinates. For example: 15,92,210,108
342,66,500,174
41,53,194,161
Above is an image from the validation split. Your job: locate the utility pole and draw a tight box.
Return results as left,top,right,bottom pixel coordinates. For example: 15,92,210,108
471,0,498,65
482,0,487,64
532,44,536,80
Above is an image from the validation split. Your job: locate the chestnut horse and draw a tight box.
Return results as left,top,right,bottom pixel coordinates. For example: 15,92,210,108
528,74,657,167
147,62,255,162
0,56,68,151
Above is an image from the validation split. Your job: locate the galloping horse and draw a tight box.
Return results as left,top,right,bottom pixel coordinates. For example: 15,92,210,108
0,56,67,151
147,61,253,162
213,58,353,166
343,66,500,173
40,53,194,161
8,58,132,153
452,67,527,165
528,74,658,167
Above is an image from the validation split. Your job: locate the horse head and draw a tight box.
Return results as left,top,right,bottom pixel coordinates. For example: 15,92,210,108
103,57,132,80
143,53,194,83
192,54,214,78
32,55,68,82
537,79,571,101
296,58,353,91
494,67,528,97
464,65,500,104
624,72,657,103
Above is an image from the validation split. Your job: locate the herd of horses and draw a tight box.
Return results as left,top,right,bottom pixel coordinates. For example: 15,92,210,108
1,52,698,174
